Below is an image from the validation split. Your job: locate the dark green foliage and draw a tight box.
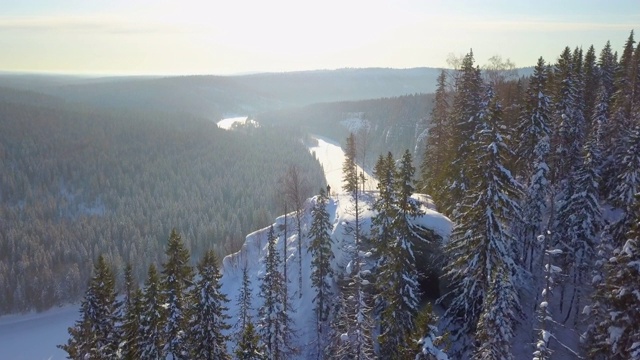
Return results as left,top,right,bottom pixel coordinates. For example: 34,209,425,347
161,229,195,359
342,133,358,194
375,150,424,359
517,57,553,270
59,255,119,360
443,88,522,357
446,50,484,215
139,264,167,359
235,322,267,360
308,189,335,356
190,250,231,359
258,226,296,359
119,264,143,360
419,69,452,206
0,94,325,314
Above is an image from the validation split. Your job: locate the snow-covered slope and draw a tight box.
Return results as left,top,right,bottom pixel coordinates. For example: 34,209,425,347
0,304,77,360
220,191,451,358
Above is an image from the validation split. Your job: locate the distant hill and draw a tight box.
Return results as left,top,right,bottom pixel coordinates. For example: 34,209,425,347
0,68,445,120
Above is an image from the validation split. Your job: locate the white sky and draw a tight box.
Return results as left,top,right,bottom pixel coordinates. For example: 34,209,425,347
0,0,638,75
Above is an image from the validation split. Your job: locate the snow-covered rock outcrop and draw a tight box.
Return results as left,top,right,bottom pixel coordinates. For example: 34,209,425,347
220,191,451,358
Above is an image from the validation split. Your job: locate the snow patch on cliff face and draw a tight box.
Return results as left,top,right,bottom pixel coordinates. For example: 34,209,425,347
340,115,371,134
220,192,451,358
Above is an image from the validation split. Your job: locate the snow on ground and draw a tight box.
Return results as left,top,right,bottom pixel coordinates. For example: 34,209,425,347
339,116,371,134
0,304,78,360
308,134,378,193
217,116,258,130
221,134,451,358
221,191,451,358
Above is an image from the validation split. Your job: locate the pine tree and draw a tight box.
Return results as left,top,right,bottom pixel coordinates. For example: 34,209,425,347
236,322,266,360
59,255,119,360
343,132,358,194
603,31,636,198
447,50,483,215
333,146,375,360
258,225,296,359
420,69,452,207
442,88,522,357
377,150,424,359
189,250,231,359
588,194,640,359
234,265,266,359
553,135,603,323
552,47,583,183
119,264,143,360
583,45,599,125
610,124,640,208
414,304,449,360
235,265,254,342
139,264,167,359
517,57,553,270
161,229,194,359
308,188,335,358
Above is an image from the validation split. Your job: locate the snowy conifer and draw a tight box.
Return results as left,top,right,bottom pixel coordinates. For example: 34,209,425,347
442,87,522,357
447,50,484,215
161,229,194,359
189,250,230,359
258,225,296,359
308,188,335,357
587,194,640,359
119,264,143,360
553,136,602,323
420,69,453,207
376,150,424,359
59,255,119,360
610,124,640,208
517,57,553,270
139,264,166,359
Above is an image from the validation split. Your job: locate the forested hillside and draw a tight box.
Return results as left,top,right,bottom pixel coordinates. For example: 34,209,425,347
257,93,435,169
0,67,442,121
0,90,325,314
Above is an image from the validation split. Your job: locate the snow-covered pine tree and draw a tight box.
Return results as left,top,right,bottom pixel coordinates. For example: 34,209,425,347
414,303,449,360
419,69,453,208
377,150,423,359
332,143,375,360
236,322,266,360
139,264,167,359
517,56,553,270
442,87,523,358
119,264,143,360
602,31,636,198
447,50,484,216
610,124,640,208
332,245,375,360
161,229,194,359
59,255,119,360
189,249,231,359
234,265,266,359
583,45,599,125
587,194,640,359
308,188,335,358
552,47,583,184
553,132,603,324
235,265,254,343
258,225,296,359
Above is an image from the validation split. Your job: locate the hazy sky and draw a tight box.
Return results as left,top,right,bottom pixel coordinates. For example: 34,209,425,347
1,0,638,75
